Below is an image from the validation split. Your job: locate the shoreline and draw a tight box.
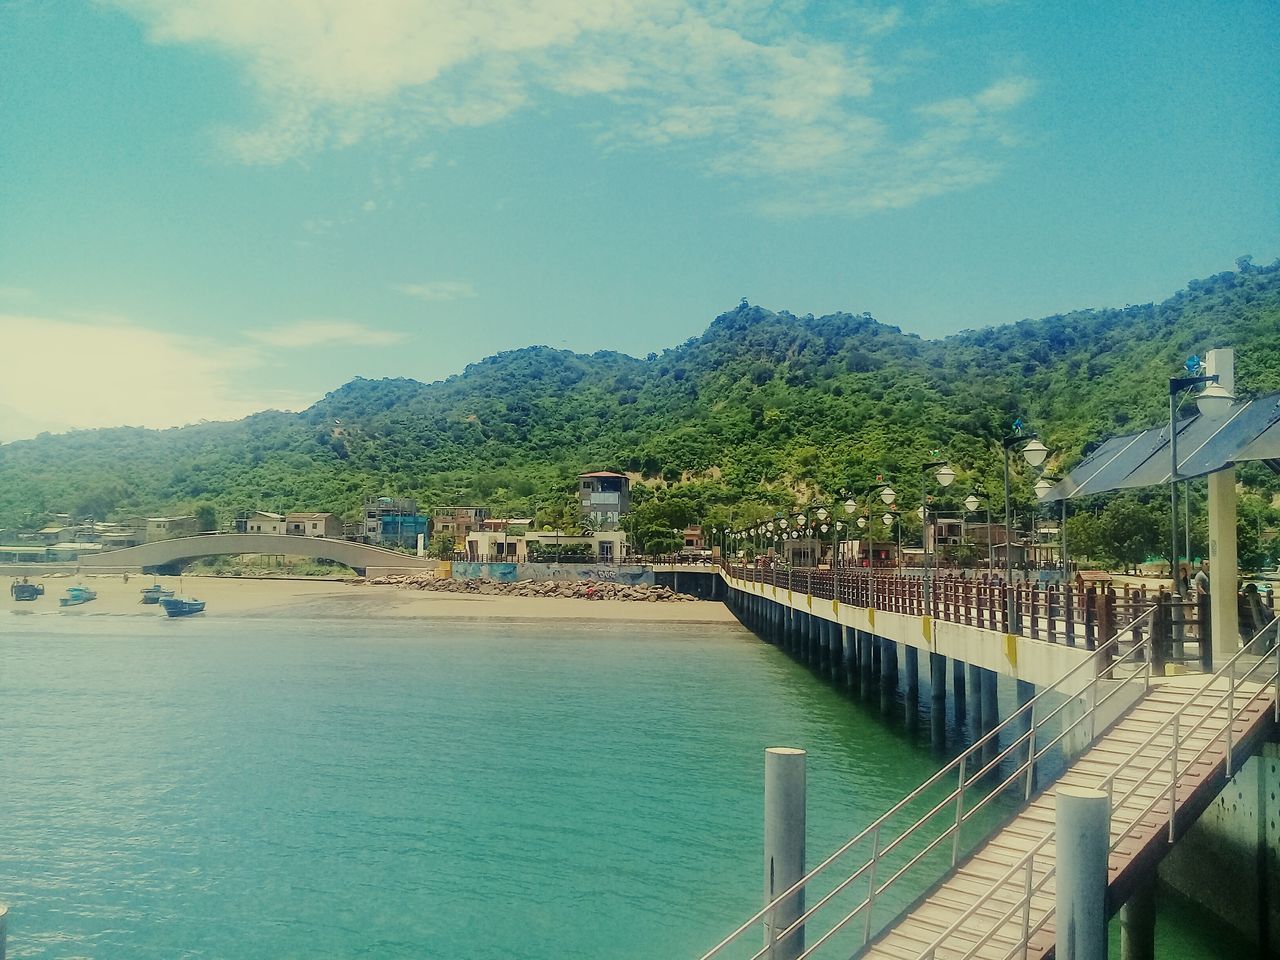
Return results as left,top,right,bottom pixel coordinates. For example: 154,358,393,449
6,573,739,624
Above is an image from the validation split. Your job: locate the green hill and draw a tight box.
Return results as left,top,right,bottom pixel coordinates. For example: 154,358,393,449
2,261,1278,551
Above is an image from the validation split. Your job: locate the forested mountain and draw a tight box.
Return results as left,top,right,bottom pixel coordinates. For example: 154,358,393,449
2,261,1279,552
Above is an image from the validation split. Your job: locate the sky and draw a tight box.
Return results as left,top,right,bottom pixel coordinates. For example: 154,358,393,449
0,0,1276,441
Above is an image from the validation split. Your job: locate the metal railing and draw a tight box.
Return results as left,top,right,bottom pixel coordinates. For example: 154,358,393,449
697,605,1158,960
723,563,1204,656
915,618,1280,960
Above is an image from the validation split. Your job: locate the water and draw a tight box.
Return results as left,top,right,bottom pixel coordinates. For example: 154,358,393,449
0,612,1250,957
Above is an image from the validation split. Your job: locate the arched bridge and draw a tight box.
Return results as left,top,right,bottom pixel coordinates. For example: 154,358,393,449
78,534,438,576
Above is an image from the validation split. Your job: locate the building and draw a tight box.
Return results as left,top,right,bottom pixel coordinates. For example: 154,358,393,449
681,525,706,555
285,512,342,538
465,529,628,563
578,472,630,530
244,511,286,535
432,506,490,546
363,497,428,547
145,516,198,542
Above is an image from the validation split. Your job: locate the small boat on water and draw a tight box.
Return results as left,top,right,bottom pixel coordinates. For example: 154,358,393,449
140,584,175,604
59,585,98,607
160,596,205,618
10,581,45,601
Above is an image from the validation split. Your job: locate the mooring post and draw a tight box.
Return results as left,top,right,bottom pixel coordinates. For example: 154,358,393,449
764,747,806,960
1056,786,1110,960
1119,874,1156,960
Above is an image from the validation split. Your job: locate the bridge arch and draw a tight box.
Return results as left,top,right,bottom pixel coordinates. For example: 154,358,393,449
79,534,437,576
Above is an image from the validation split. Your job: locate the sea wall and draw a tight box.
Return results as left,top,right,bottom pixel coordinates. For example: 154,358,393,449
450,561,654,585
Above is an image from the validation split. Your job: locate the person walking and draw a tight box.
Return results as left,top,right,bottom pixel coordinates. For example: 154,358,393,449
1194,559,1210,597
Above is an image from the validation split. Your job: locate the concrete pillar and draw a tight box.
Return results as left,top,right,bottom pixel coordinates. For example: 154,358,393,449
980,669,1000,759
1206,348,1240,662
1056,786,1111,960
1120,875,1156,960
860,631,874,695
904,647,920,702
952,658,967,723
881,640,897,713
830,621,842,684
843,626,857,694
764,747,806,960
967,663,983,734
930,653,947,752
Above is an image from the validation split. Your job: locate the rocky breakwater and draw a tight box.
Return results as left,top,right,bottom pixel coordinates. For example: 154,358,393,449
361,575,700,602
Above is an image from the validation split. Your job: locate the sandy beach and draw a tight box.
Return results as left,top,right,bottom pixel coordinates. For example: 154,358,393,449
6,573,738,624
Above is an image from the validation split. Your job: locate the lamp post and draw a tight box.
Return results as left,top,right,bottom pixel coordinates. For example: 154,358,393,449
964,490,995,574
1035,476,1067,580
1168,356,1235,590
921,458,956,610
849,483,896,572
1003,424,1050,626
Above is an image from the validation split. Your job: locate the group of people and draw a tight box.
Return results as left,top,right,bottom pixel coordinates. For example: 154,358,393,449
1180,558,1278,643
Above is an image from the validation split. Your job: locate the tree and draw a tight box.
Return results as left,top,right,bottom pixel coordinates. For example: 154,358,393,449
1097,497,1163,573
428,533,455,559
194,503,218,531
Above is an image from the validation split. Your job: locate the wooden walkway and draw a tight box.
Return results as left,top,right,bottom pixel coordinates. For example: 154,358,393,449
862,677,1277,960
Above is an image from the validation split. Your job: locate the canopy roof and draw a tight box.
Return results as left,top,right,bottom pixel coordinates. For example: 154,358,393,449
1042,392,1280,502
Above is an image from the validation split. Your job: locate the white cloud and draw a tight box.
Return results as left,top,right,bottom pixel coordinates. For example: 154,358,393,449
249,319,406,347
0,314,315,442
393,281,477,302
107,0,1035,215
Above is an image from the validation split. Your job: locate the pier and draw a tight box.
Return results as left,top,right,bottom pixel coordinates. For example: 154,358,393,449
704,560,1280,959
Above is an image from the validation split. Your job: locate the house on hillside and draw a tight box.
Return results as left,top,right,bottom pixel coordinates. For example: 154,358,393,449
146,516,198,542
285,512,342,538
245,511,286,535
363,496,429,547
433,505,490,547
578,472,630,531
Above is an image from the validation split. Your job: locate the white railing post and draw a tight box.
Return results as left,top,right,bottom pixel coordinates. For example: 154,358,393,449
764,748,806,960
1227,659,1236,777
952,757,967,867
862,827,881,946
1056,786,1110,960
1168,716,1179,842
1025,703,1037,801
1020,851,1035,958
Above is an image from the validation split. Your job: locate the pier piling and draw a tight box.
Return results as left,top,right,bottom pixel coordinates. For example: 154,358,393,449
1056,786,1110,960
764,747,807,960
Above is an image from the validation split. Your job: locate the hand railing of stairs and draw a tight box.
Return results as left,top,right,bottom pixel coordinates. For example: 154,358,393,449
696,605,1159,960
916,618,1280,960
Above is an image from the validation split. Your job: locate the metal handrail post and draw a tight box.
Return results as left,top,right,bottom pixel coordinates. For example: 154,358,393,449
1168,715,1179,842
952,756,967,867
1227,659,1236,776
1024,703,1037,800
862,827,881,946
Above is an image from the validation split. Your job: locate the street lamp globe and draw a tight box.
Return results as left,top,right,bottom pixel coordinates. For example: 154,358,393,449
880,487,896,505
820,523,829,533
964,493,981,512
780,518,788,529
1196,381,1235,417
1034,477,1056,499
796,514,807,526
1021,438,1050,467
916,506,925,520
857,516,867,529
882,513,893,527
816,507,829,521
843,497,857,514
935,464,957,487
791,530,799,539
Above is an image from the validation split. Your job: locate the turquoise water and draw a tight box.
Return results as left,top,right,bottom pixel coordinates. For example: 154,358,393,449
0,611,1250,958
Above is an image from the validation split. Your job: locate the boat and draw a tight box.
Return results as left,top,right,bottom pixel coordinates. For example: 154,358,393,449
59,585,98,607
139,584,175,604
10,580,44,601
160,596,205,618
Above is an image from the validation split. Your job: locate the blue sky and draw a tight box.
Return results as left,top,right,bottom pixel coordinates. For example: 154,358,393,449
1,0,1276,440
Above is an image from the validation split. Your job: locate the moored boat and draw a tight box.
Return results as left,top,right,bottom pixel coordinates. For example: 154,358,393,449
59,585,98,607
10,580,45,601
140,584,175,604
160,596,205,618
